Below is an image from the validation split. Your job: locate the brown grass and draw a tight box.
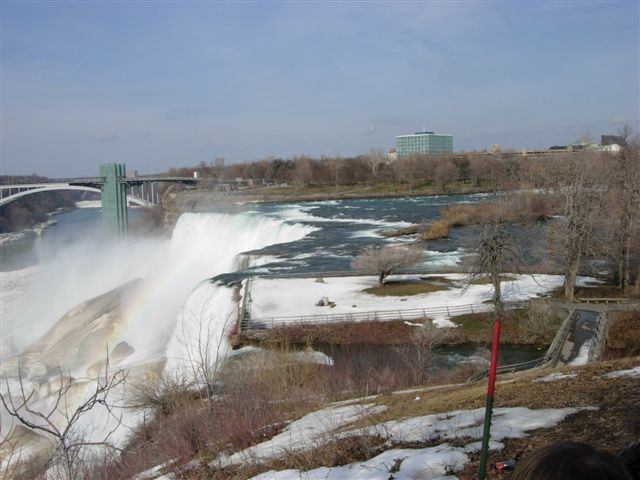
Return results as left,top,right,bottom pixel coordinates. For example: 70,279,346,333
456,357,640,479
422,220,450,240
573,284,629,299
89,332,481,479
421,193,562,241
247,320,415,346
447,307,565,345
363,281,449,296
604,311,640,359
205,356,640,480
243,303,566,348
442,204,480,226
89,342,639,480
467,275,516,285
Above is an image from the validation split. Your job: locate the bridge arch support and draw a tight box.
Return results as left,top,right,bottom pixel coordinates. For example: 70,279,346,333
0,185,152,208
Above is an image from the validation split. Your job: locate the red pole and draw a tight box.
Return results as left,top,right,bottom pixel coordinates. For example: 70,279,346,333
478,318,501,479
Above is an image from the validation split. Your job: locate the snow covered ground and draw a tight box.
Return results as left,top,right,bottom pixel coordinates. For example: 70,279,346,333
213,403,388,468
250,274,597,328
534,372,577,383
138,360,640,480
251,445,469,480
603,366,640,379
569,343,592,366
247,406,586,480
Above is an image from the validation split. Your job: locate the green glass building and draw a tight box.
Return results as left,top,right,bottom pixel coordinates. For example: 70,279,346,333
396,131,453,157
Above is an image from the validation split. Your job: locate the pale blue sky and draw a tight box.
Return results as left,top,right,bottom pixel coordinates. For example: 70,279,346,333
1,1,639,176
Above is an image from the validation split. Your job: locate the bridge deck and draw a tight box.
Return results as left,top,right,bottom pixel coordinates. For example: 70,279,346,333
0,176,197,189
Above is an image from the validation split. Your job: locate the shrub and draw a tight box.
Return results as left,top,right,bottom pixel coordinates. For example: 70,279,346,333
422,220,450,240
441,204,479,226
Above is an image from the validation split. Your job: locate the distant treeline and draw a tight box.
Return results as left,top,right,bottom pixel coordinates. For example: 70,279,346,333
167,151,591,191
0,175,84,233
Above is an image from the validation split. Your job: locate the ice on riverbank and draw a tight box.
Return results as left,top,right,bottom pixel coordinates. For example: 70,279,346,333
76,200,102,208
0,218,58,245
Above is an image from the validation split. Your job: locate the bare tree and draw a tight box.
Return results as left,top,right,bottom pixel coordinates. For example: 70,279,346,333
392,158,415,187
293,157,313,186
329,156,342,189
352,245,424,286
617,124,633,145
610,139,640,292
365,149,385,176
177,306,233,401
575,129,594,145
397,320,452,385
0,363,127,479
554,153,605,301
467,221,522,318
433,160,458,192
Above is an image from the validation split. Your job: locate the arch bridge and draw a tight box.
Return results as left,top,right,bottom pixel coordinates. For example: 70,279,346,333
0,163,197,236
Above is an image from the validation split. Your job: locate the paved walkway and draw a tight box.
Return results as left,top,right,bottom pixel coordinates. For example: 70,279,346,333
557,309,599,365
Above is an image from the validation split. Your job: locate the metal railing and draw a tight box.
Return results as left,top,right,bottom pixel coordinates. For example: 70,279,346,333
539,307,577,368
575,297,632,304
467,307,578,382
239,277,254,333
244,300,529,331
587,311,608,363
468,356,546,382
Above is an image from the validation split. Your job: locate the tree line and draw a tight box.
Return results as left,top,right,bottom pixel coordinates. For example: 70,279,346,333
168,151,557,192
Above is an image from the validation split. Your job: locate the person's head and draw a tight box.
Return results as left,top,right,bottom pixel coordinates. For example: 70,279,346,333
512,442,632,480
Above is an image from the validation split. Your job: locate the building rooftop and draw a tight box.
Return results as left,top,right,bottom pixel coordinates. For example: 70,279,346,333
396,132,452,138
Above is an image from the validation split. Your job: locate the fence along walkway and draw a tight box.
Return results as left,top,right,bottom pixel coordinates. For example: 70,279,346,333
468,306,577,381
469,306,613,381
241,300,529,331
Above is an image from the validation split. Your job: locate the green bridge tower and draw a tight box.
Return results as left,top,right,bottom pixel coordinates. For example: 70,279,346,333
100,163,128,236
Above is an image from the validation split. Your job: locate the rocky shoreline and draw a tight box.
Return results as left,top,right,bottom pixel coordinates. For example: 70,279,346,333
0,217,59,245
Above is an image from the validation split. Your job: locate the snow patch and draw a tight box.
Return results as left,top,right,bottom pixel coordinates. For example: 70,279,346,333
534,372,577,383
603,366,640,379
213,403,388,468
250,445,469,479
569,342,591,366
248,406,584,480
76,200,101,208
352,407,581,444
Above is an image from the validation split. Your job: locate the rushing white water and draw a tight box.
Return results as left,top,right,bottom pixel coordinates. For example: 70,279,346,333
162,213,318,378
0,211,317,459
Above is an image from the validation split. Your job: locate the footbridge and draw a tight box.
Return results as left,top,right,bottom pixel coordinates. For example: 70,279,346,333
469,300,637,380
0,163,197,236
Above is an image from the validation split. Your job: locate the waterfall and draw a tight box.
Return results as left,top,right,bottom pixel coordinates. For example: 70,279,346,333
0,211,316,456
161,212,317,379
